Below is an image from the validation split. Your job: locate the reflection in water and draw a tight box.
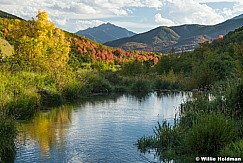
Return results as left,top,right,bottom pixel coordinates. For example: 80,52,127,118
15,92,188,163
16,105,72,159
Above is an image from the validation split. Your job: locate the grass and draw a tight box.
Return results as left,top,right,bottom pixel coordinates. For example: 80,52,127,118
137,82,243,160
0,117,17,162
219,139,243,157
185,112,237,155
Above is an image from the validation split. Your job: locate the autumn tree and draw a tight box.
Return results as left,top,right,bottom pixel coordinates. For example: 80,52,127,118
13,10,70,71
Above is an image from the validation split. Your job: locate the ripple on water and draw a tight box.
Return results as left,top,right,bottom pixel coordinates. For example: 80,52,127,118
15,92,187,163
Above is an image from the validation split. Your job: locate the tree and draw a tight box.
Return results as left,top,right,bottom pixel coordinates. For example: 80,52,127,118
13,10,70,71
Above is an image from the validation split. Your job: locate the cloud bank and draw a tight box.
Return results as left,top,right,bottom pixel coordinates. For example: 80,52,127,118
0,0,242,33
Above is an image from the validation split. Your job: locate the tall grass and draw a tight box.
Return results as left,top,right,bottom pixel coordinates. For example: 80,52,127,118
185,112,237,155
137,82,243,160
0,117,17,162
220,139,243,157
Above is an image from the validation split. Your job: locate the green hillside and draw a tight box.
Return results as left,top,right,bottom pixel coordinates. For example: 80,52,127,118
105,14,243,53
105,26,180,51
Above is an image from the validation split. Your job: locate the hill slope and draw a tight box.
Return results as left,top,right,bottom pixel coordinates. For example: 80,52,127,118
0,10,23,19
76,23,136,44
0,10,159,69
105,26,180,51
105,14,243,53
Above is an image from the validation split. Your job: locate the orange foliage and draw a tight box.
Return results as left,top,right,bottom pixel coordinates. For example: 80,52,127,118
69,29,162,66
154,57,159,64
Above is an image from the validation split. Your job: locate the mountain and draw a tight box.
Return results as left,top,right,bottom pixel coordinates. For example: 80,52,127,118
106,26,180,51
76,23,136,44
0,10,23,20
105,14,243,53
232,13,243,20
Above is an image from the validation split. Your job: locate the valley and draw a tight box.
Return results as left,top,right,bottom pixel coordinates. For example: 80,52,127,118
0,9,243,162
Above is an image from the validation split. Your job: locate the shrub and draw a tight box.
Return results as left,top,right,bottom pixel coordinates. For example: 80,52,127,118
104,71,123,85
7,94,39,120
153,121,183,151
219,139,243,157
121,61,146,76
40,90,63,107
153,79,171,90
137,136,156,153
226,81,243,117
87,75,111,94
131,79,150,93
185,113,237,155
63,81,84,101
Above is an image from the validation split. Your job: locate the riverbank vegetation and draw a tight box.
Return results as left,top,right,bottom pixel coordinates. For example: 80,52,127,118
0,10,243,161
137,28,243,160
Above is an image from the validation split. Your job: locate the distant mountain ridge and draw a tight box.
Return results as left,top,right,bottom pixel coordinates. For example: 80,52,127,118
106,26,180,51
105,14,243,53
76,23,136,44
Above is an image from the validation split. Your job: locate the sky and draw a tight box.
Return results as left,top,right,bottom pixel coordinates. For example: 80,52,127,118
0,0,243,34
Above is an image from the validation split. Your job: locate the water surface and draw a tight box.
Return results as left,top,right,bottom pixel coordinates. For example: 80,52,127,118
15,92,187,163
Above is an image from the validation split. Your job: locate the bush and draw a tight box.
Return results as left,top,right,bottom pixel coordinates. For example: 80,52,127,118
137,136,156,153
87,75,111,94
219,139,243,157
131,79,150,93
153,121,183,151
226,81,243,117
137,120,186,160
185,113,237,155
121,61,146,76
7,95,39,120
40,90,63,107
63,81,84,101
153,79,171,90
104,71,123,84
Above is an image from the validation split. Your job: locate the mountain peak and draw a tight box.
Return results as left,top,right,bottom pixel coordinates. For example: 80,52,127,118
76,23,136,44
105,15,243,53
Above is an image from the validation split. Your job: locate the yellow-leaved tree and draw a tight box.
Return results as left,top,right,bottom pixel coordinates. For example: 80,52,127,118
13,10,70,71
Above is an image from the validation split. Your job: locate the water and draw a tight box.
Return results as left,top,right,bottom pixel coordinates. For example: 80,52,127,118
15,92,188,163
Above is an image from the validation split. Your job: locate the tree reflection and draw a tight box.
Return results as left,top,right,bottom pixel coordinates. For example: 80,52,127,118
18,105,72,158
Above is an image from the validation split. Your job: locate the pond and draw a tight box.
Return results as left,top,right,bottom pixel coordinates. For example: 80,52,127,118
15,92,188,163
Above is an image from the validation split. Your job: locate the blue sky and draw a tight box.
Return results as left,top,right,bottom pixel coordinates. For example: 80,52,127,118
0,0,242,34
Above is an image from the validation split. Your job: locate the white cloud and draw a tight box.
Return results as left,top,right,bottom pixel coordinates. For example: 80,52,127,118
155,14,175,26
111,8,129,16
75,20,105,31
0,0,242,33
222,7,233,17
112,20,157,33
162,0,225,25
195,0,240,2
233,1,243,13
54,17,68,26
